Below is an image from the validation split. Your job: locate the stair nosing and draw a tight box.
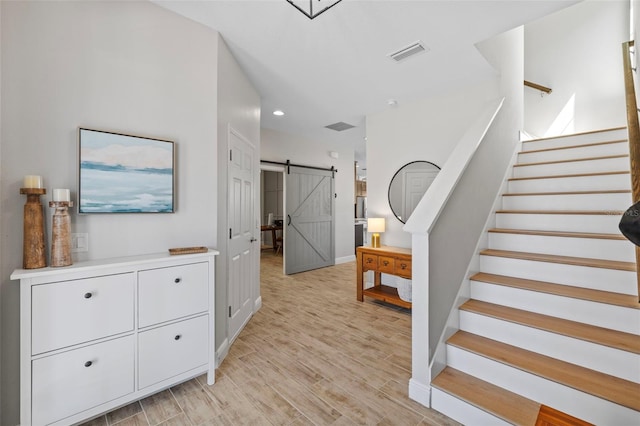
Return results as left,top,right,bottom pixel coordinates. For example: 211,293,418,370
502,189,631,197
447,330,640,411
432,367,541,426
487,228,627,241
524,127,626,143
470,272,640,309
508,170,630,182
460,298,640,353
514,154,628,168
495,209,624,215
519,139,628,155
480,249,636,272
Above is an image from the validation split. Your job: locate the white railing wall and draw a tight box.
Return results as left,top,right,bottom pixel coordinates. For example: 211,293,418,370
404,98,509,406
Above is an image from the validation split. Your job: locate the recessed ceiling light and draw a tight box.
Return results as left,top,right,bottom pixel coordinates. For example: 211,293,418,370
273,110,285,116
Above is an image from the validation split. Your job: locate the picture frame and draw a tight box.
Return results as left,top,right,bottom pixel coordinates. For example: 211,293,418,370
78,128,175,214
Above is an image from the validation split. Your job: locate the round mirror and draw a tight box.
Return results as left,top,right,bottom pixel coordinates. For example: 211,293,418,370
388,161,440,223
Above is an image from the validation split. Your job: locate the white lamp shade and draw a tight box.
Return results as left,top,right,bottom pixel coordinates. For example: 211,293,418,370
367,218,385,233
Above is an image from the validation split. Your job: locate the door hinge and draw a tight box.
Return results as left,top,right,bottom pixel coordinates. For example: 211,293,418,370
229,149,232,161
228,306,232,317
229,228,232,239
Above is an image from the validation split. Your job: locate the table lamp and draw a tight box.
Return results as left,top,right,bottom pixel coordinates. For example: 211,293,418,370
368,218,385,248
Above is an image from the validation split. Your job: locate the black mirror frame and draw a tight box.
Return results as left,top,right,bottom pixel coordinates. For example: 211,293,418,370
388,160,441,224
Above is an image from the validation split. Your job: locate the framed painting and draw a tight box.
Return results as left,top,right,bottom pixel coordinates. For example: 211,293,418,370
78,128,175,213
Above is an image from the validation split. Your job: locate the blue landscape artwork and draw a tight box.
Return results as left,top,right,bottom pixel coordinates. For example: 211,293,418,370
79,129,174,213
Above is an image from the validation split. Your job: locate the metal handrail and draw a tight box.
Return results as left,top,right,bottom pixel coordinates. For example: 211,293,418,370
621,40,640,301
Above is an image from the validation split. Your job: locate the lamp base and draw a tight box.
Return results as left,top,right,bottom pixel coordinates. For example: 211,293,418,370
371,233,380,248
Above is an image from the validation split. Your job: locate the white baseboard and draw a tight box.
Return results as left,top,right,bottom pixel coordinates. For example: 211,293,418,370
216,338,229,369
254,296,262,312
408,378,431,408
335,254,355,264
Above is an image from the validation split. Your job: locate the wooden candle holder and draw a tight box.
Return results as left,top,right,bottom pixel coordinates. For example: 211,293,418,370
49,201,73,267
20,188,47,269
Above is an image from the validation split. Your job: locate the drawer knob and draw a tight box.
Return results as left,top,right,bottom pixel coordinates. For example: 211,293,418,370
84,292,92,299
174,334,182,341
383,261,389,266
174,277,182,284
366,258,373,263
400,264,407,269
84,361,93,367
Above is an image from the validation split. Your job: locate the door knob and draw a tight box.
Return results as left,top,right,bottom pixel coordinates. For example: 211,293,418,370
250,238,257,243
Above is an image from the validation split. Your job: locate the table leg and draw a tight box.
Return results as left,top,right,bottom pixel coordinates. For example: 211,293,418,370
271,228,277,252
356,251,363,301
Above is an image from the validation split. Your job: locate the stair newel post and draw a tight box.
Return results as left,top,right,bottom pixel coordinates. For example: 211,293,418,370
622,40,640,301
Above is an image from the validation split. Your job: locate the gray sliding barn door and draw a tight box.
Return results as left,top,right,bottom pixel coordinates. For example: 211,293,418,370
285,166,335,274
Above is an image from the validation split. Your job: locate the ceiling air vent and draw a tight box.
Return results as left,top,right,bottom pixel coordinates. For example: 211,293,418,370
389,41,429,63
325,122,356,132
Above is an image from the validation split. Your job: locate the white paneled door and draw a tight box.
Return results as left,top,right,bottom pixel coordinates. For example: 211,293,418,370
228,129,256,343
285,166,335,274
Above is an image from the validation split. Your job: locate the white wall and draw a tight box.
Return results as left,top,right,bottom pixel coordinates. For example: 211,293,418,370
524,0,629,137
261,128,355,262
216,36,261,352
366,81,499,248
1,2,220,423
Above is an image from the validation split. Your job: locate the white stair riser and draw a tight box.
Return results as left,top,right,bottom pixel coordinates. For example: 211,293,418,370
459,310,640,381
431,388,511,426
519,141,628,164
487,232,635,262
446,346,639,425
521,129,628,151
495,213,622,234
513,156,629,178
502,192,631,211
508,173,631,193
468,281,640,334
479,255,636,295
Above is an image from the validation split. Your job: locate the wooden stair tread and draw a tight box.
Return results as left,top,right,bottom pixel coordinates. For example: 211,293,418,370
514,154,628,168
509,170,630,182
487,228,626,240
502,189,631,196
460,299,640,353
480,248,636,271
447,331,640,411
519,139,627,155
470,272,640,309
524,127,626,143
495,209,624,215
432,367,540,426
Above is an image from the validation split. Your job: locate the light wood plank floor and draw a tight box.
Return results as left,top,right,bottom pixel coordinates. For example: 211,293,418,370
81,251,458,426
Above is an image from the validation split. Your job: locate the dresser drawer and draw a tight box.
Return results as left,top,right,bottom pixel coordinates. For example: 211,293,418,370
32,335,135,425
378,256,395,274
138,315,209,389
395,258,412,278
138,262,209,328
32,273,135,355
362,254,378,271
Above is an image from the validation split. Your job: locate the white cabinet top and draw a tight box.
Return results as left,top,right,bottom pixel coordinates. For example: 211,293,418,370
11,249,219,281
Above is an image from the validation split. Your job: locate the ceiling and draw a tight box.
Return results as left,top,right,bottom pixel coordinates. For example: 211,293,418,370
155,0,579,175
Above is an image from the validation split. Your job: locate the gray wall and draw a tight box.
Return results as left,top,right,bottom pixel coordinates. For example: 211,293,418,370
1,2,222,423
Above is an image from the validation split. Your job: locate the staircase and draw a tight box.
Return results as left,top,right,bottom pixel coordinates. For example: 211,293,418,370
430,127,640,425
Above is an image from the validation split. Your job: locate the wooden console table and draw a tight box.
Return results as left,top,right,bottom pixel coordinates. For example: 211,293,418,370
356,245,412,309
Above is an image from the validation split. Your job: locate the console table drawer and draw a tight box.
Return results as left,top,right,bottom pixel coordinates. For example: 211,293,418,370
138,315,209,390
32,273,135,355
395,259,412,277
378,256,395,273
32,335,135,426
362,253,378,270
138,262,209,328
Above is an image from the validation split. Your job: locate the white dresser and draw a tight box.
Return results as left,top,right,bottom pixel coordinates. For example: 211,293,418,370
11,250,218,426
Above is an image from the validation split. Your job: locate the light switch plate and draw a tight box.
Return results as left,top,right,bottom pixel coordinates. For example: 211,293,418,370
71,233,89,253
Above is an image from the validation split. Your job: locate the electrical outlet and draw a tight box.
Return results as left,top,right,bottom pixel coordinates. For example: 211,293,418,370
71,233,89,253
